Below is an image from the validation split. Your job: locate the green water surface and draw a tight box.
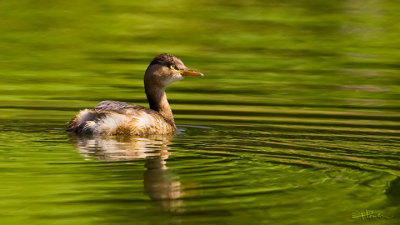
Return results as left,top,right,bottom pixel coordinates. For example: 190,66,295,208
0,0,399,225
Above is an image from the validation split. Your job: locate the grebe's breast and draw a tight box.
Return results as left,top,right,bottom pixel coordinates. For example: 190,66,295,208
68,101,175,135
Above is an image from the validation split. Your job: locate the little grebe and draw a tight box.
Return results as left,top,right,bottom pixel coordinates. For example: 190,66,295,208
67,53,203,135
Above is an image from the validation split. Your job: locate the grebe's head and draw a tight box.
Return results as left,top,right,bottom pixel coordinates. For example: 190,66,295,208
145,53,203,88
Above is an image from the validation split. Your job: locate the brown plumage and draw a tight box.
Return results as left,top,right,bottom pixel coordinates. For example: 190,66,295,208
67,53,203,136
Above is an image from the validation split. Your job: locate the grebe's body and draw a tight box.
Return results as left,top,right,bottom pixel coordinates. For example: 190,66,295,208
68,100,175,135
67,53,203,136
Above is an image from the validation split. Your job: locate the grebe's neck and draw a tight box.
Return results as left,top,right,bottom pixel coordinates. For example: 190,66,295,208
145,84,175,126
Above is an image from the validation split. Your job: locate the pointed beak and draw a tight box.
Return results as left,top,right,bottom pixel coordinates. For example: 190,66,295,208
180,69,204,77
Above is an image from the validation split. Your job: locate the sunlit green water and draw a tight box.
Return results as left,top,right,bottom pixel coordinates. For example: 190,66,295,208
1,0,400,224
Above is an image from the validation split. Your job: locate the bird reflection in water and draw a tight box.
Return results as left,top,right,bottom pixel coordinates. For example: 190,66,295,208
69,134,184,212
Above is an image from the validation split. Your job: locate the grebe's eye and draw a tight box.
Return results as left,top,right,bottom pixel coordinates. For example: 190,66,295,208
170,64,176,70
